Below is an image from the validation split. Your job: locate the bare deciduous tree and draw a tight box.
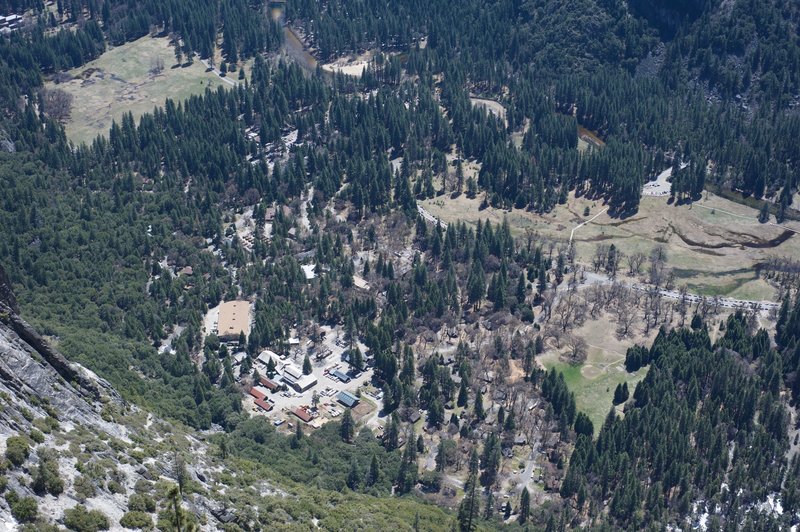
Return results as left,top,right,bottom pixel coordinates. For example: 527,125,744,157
564,334,588,365
38,88,74,123
583,284,606,319
540,288,556,321
150,55,165,75
554,289,585,332
627,252,646,275
592,244,609,272
613,286,639,337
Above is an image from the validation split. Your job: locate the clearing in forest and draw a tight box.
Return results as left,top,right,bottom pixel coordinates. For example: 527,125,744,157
538,317,653,429
420,190,800,301
46,36,224,145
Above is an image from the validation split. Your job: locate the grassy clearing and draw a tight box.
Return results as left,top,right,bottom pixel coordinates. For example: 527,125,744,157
47,36,224,145
420,189,800,301
537,317,654,429
540,353,647,431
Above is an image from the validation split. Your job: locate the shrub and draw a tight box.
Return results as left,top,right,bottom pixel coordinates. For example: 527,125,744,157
5,492,38,523
107,480,124,494
32,460,65,496
29,429,45,444
64,504,110,531
128,493,156,513
5,436,30,467
120,511,152,529
74,475,96,501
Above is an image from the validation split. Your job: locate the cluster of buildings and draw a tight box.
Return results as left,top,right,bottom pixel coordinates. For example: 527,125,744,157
0,14,23,33
255,350,318,393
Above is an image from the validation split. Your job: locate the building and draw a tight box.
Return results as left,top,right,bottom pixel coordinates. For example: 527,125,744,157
0,14,23,31
336,390,359,408
259,376,280,392
254,397,273,412
292,407,313,423
282,363,317,392
249,387,266,401
217,300,252,340
257,349,279,367
301,264,317,280
406,410,421,424
331,369,351,383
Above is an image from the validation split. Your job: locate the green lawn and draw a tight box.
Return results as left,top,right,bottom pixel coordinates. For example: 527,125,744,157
541,355,648,431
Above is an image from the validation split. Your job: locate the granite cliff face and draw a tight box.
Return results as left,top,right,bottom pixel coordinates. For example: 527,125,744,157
0,265,276,529
0,265,123,432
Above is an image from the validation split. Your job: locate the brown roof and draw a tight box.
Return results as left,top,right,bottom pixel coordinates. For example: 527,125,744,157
293,407,312,423
254,398,273,412
260,376,279,391
249,387,266,401
218,300,251,339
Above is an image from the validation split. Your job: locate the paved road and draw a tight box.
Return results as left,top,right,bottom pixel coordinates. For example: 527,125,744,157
581,271,778,311
516,444,538,493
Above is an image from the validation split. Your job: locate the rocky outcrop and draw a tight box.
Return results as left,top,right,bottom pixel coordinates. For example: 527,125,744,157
0,265,119,403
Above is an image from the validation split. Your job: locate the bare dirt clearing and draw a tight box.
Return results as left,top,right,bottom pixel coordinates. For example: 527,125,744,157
321,49,377,76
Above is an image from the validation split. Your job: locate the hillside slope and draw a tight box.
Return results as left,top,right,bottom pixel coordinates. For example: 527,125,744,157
0,264,456,531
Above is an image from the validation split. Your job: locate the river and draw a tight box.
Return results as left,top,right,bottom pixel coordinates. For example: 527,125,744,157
282,25,318,75
271,4,322,76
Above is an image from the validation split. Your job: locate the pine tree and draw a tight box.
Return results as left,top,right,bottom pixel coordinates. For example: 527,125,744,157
341,408,355,443
303,353,312,375
435,440,447,472
457,380,469,407
350,346,363,370
484,490,494,519
347,458,360,490
504,409,516,432
458,450,480,531
519,487,530,524
480,432,501,487
758,202,770,223
474,391,485,421
367,453,381,486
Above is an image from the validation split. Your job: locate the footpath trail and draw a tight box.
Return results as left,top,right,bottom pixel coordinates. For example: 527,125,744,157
692,202,800,235
569,207,608,244
200,59,237,87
